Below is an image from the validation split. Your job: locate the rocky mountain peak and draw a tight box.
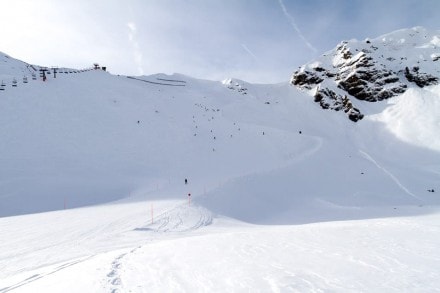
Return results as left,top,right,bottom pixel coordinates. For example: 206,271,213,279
291,27,440,122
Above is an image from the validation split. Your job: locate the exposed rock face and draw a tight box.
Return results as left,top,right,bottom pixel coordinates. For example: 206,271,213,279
291,27,440,121
222,78,248,95
404,66,438,88
292,71,323,89
313,88,364,122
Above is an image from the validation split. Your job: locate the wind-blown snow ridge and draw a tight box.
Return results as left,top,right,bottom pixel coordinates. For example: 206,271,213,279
369,85,440,152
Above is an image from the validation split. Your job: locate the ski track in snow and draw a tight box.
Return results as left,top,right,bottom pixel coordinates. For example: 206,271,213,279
96,213,440,292
134,202,214,234
0,256,93,293
0,201,214,293
359,150,422,201
106,203,213,292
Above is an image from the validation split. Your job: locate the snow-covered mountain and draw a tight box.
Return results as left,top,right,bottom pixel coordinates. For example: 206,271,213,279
291,26,440,121
1,27,440,292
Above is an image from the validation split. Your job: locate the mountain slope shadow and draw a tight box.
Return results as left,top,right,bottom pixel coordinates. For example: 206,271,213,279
197,136,440,225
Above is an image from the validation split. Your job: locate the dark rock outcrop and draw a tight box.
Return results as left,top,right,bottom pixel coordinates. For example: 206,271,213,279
313,88,364,122
404,66,438,88
290,27,440,122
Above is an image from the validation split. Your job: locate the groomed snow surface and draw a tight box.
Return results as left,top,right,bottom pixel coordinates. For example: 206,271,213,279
1,203,439,292
0,60,440,292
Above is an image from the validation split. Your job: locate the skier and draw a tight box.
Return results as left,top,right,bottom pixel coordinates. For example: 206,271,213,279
185,178,188,185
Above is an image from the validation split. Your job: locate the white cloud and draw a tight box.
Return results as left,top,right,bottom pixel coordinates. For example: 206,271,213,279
127,22,144,75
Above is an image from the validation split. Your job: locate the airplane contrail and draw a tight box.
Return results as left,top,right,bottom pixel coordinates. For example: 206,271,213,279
277,0,318,53
241,44,259,62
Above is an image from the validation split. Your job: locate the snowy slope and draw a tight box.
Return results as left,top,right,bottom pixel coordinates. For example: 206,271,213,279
1,201,439,292
0,69,317,216
1,66,438,219
369,85,440,152
1,25,440,292
0,52,33,80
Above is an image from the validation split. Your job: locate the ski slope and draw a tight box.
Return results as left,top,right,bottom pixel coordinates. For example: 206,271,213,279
1,202,439,292
0,42,440,291
0,66,329,217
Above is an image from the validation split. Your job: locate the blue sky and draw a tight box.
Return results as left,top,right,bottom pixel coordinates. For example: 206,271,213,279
1,0,439,83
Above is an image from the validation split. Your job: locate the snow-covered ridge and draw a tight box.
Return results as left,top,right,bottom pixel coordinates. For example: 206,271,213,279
0,52,96,91
222,78,249,95
291,27,440,121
